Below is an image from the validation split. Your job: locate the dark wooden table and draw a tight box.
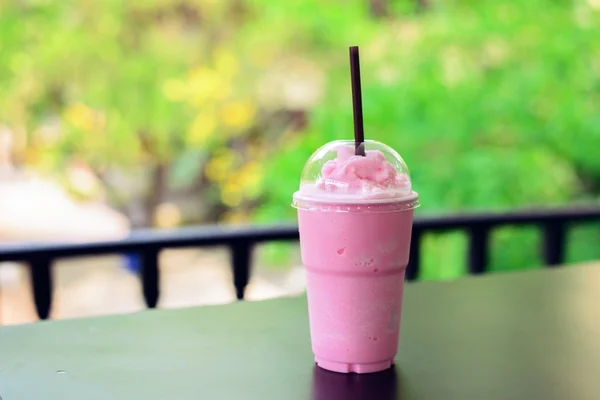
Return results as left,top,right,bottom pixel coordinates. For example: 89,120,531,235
2,264,600,400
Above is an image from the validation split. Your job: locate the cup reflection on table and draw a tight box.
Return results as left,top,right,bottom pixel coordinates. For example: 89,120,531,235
311,365,399,400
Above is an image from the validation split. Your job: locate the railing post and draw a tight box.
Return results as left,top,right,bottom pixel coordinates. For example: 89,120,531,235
230,240,252,300
542,222,566,266
139,248,160,308
28,257,54,320
468,225,490,274
406,227,422,281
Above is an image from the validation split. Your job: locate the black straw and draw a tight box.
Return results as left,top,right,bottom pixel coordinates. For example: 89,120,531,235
349,46,365,156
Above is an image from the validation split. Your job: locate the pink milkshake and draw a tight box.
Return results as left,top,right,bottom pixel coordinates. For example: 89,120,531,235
293,139,419,374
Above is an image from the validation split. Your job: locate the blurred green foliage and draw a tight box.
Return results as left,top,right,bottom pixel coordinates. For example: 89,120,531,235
253,0,600,275
1,0,600,278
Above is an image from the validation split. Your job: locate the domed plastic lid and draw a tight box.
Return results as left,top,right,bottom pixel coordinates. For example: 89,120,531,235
292,140,419,209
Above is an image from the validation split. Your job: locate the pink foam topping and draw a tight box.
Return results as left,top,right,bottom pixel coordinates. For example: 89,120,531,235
311,145,411,200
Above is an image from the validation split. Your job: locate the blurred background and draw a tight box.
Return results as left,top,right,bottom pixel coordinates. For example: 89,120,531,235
1,0,600,324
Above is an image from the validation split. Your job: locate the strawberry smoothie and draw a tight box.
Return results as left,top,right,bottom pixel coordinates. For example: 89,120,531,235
293,140,419,374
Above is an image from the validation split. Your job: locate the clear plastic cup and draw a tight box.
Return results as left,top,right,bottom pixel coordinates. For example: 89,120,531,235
293,140,419,374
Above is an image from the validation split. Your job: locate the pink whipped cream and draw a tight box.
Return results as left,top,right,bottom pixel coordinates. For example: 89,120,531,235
300,145,412,201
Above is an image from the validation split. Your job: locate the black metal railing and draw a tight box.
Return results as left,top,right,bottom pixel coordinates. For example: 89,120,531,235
1,206,600,321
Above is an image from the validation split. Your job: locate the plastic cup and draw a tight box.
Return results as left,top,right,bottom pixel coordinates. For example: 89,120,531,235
292,140,419,374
